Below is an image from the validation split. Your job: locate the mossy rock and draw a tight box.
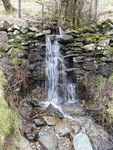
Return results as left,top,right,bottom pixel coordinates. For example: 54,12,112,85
8,48,28,59
77,28,85,34
9,37,22,44
109,43,113,47
80,33,110,44
84,26,95,33
94,23,102,29
11,57,26,66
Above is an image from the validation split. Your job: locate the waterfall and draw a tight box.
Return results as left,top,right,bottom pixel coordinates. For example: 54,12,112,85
45,35,76,106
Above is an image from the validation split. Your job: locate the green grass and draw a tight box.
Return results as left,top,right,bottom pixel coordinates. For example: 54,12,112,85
105,10,113,14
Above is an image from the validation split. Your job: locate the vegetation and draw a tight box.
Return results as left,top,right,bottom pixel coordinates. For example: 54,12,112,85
0,67,20,150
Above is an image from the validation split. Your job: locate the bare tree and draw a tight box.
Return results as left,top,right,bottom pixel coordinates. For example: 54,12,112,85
18,0,21,18
2,0,16,13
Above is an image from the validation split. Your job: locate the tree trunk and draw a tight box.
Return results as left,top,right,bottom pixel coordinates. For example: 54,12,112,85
2,0,16,12
18,0,21,18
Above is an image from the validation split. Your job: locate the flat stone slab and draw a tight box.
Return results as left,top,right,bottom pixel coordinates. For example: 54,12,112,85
61,103,85,116
39,134,58,150
73,133,93,150
43,116,61,126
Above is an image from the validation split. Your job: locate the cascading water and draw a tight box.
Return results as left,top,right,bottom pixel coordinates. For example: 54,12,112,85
45,35,76,106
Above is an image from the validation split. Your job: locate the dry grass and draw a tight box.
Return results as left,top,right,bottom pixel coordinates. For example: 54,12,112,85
0,0,113,26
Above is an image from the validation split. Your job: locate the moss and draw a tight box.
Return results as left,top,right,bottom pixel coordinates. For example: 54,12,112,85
85,37,93,44
0,67,20,150
11,57,26,66
8,48,28,59
102,18,113,25
109,43,113,47
94,23,102,28
77,28,85,34
84,26,95,33
9,37,22,44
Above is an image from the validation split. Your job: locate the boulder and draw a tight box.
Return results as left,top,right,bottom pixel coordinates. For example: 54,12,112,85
0,21,9,31
46,104,64,118
73,133,93,150
39,134,58,150
56,34,74,44
0,31,9,51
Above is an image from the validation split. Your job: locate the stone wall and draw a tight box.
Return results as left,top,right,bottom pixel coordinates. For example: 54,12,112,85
0,19,113,94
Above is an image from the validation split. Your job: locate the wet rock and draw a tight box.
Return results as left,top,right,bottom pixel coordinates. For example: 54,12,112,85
34,118,46,126
0,31,9,51
0,21,9,31
27,100,39,107
84,43,95,51
61,103,85,117
39,134,58,150
56,34,74,44
43,116,61,126
46,104,64,118
73,133,93,150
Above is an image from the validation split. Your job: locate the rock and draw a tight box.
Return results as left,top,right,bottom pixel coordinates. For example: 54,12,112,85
61,103,85,116
98,39,110,47
56,34,74,44
13,30,20,36
83,62,96,71
106,30,113,35
71,125,81,135
21,28,29,34
34,118,46,126
29,27,38,32
28,64,35,71
34,30,51,38
27,100,39,107
55,122,73,137
25,133,38,142
91,136,113,150
39,134,58,150
0,31,9,51
0,21,9,31
73,133,93,150
84,43,95,51
43,116,61,126
27,32,34,37
20,137,30,149
46,104,64,118
12,24,21,31
99,63,110,77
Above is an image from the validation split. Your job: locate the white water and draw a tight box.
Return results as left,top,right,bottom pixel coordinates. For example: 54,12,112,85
45,35,76,106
